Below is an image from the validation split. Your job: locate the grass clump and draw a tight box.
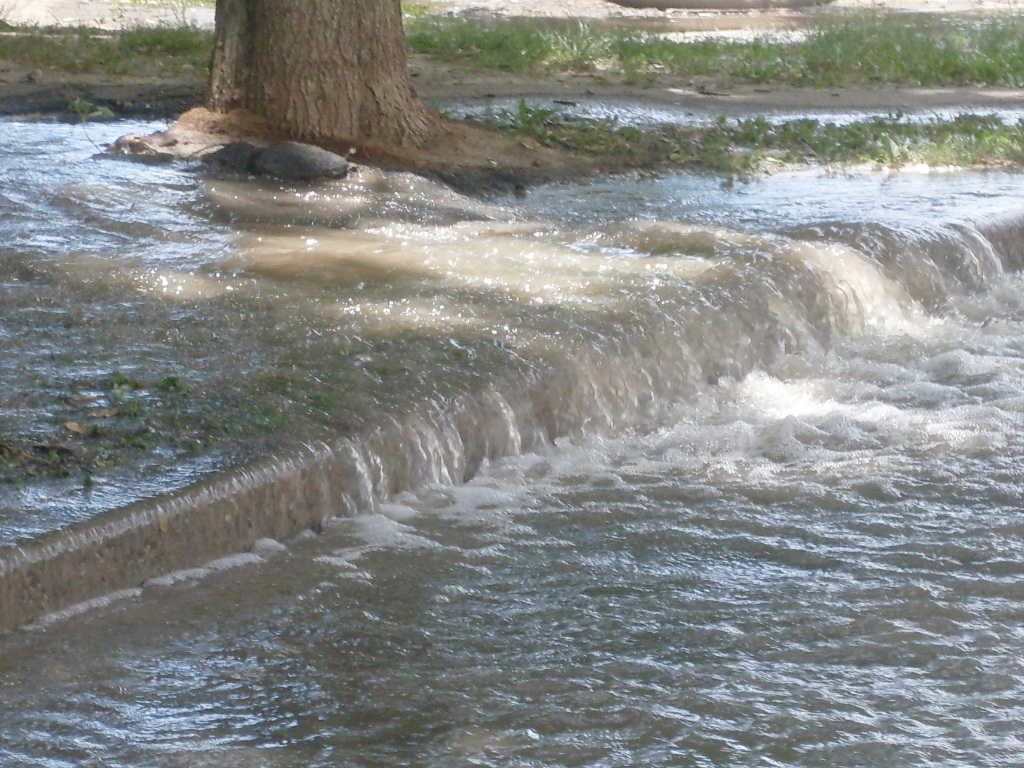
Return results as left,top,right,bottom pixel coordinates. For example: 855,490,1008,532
540,22,615,72
478,102,1024,174
0,439,81,484
406,18,627,73
405,17,558,71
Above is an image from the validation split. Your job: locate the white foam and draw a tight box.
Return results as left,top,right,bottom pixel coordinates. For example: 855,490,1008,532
144,552,265,589
145,568,211,588
350,513,447,551
205,552,264,572
25,588,142,631
252,537,287,554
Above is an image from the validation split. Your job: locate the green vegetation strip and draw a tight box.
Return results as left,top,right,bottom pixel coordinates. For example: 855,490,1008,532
479,101,1024,173
0,24,211,76
0,13,1023,173
406,13,1024,88
3,13,1024,86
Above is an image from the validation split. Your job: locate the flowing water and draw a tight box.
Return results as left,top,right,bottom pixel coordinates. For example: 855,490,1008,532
4,121,1024,766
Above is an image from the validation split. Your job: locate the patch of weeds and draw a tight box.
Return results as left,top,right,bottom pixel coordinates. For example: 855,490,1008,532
405,17,544,71
106,370,140,391
116,23,210,60
0,438,83,482
155,375,184,393
122,431,149,451
4,11,1024,89
539,22,614,73
66,97,116,122
2,11,1024,89
796,13,1024,87
405,17,620,73
67,97,93,117
477,103,1024,174
707,112,1024,169
112,395,143,420
504,98,560,132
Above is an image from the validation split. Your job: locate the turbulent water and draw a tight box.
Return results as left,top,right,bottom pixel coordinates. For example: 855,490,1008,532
4,121,1024,766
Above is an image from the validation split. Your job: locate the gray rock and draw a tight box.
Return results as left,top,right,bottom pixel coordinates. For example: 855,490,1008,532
250,141,351,181
202,141,260,172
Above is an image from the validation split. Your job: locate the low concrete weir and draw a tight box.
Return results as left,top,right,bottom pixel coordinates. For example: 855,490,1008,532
4,207,1024,631
0,372,553,632
0,364,571,630
0,441,358,631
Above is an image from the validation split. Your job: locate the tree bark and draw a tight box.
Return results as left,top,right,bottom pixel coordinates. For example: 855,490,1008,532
208,0,441,150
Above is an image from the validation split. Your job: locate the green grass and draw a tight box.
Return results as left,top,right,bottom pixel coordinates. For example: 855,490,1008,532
478,102,1024,174
796,14,1024,87
0,24,212,76
406,12,1024,87
3,13,1024,86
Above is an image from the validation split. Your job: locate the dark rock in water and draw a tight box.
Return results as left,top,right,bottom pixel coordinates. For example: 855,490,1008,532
429,168,530,198
94,151,177,165
251,141,351,181
202,141,260,172
200,140,352,181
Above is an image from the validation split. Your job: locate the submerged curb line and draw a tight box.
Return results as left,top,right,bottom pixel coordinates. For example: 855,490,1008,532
0,441,364,633
0,378,552,633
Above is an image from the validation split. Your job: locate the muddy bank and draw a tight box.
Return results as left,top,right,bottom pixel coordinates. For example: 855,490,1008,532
0,78,203,120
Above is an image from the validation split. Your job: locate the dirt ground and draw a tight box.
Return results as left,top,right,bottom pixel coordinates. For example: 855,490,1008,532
7,0,1022,26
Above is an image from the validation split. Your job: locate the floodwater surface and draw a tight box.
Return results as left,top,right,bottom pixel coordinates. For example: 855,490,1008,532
3,121,1024,766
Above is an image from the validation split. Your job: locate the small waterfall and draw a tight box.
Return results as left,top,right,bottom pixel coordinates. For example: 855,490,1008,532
3,200,1024,633
785,218,1006,311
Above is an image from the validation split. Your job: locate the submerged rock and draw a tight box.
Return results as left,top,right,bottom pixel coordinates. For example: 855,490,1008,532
202,140,353,181
202,141,261,172
252,142,352,181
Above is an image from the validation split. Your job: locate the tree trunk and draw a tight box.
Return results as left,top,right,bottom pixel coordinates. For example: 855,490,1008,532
208,0,441,150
